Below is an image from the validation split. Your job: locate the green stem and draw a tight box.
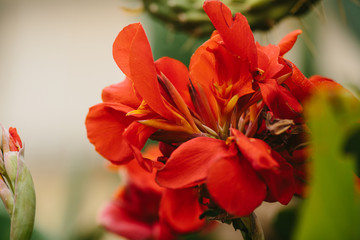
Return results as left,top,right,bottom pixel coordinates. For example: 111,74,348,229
232,213,265,240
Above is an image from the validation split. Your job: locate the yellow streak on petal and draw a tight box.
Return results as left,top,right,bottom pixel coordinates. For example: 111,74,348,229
139,119,195,134
126,109,153,116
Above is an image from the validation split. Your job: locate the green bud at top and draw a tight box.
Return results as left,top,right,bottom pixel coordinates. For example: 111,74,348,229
141,0,320,36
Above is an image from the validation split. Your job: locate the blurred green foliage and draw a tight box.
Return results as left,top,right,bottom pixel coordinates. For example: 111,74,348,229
294,92,360,239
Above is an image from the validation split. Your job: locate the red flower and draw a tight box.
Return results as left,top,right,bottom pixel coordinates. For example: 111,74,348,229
156,128,294,216
86,23,202,171
99,146,206,239
87,0,345,226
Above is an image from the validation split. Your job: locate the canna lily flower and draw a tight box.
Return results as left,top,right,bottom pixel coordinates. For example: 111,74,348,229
86,0,344,229
156,0,343,217
99,146,206,239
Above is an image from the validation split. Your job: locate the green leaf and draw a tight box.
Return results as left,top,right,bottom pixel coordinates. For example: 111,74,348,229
294,92,360,240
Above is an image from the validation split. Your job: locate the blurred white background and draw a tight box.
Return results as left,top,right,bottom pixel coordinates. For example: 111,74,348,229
0,0,359,239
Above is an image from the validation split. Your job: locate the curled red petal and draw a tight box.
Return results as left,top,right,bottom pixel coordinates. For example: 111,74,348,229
160,188,205,233
207,156,267,216
124,122,157,150
113,23,175,120
156,137,236,189
231,128,279,171
278,30,302,56
283,61,314,101
113,23,141,77
85,102,134,164
259,78,303,119
203,0,257,70
262,151,295,205
128,24,175,121
102,78,141,108
256,43,284,80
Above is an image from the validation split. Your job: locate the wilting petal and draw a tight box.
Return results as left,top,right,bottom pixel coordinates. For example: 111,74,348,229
203,0,257,70
102,78,141,108
160,188,205,233
156,137,236,189
207,156,267,216
99,201,154,240
259,78,303,119
231,128,279,171
86,103,135,164
278,30,302,56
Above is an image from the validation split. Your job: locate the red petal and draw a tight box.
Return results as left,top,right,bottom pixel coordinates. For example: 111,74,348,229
126,156,162,192
256,43,284,80
259,78,303,119
262,150,295,205
283,61,314,101
113,23,140,77
156,137,236,189
102,78,141,108
155,57,192,107
85,103,134,164
278,30,302,56
308,75,343,92
203,0,257,70
190,38,218,94
113,23,175,120
160,188,205,233
99,201,154,240
231,128,279,171
9,127,22,150
207,156,267,216
124,122,157,149
128,24,175,121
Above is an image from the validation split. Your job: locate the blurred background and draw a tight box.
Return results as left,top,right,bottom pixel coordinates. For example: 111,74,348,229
0,0,359,239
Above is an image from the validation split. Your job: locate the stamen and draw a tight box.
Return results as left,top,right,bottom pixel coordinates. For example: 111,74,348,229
139,119,195,134
160,73,200,133
188,79,218,132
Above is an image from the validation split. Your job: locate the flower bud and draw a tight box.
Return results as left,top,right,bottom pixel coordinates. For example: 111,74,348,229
0,125,35,240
